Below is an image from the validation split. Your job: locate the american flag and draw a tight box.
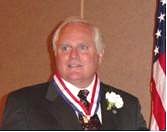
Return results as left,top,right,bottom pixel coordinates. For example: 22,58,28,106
150,0,166,130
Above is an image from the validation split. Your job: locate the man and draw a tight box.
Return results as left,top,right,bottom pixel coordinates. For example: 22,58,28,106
1,17,148,130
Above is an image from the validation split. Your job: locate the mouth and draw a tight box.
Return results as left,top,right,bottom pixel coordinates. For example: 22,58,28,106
68,64,83,68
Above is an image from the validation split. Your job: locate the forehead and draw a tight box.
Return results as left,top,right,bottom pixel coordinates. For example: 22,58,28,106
59,23,94,37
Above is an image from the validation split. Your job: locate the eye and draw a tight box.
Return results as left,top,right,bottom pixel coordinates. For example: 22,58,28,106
60,44,71,52
78,44,89,51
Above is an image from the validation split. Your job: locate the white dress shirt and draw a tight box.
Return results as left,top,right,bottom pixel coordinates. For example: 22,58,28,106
62,76,102,123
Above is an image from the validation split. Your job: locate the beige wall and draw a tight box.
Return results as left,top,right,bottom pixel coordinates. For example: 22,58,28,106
0,0,156,127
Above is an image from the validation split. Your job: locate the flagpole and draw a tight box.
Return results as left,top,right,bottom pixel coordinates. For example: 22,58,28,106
80,0,84,19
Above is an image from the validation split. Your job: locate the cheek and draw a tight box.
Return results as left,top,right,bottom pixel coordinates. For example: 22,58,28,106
82,54,99,66
55,54,66,68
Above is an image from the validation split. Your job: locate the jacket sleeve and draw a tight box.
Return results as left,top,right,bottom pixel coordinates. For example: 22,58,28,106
135,98,149,130
0,92,29,130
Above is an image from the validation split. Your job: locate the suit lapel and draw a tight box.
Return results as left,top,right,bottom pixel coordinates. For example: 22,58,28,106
44,80,81,130
100,83,122,130
43,81,123,130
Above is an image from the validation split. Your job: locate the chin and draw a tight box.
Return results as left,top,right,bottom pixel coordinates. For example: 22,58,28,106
65,73,84,80
68,75,83,81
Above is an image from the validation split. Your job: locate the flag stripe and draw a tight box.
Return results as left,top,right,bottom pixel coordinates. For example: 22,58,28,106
153,60,166,109
151,114,160,130
159,53,166,74
150,0,166,130
151,79,166,130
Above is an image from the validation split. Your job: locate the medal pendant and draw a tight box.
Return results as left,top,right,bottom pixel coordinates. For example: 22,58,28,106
83,115,90,123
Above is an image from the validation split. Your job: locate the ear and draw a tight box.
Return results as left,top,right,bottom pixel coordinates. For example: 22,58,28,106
98,50,104,64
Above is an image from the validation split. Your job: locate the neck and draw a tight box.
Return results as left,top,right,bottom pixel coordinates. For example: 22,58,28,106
55,71,97,88
67,79,94,88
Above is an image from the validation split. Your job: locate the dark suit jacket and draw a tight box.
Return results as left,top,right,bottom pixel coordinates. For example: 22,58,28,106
1,80,147,130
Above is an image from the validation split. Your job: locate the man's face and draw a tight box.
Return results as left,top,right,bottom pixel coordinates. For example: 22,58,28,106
54,23,103,87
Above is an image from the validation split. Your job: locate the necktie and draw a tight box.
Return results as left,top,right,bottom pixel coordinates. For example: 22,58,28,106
77,90,101,130
78,89,90,110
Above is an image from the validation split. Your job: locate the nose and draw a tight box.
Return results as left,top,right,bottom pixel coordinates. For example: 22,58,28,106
70,48,79,59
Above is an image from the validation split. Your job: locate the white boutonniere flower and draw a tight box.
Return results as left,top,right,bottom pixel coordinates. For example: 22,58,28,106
105,91,124,111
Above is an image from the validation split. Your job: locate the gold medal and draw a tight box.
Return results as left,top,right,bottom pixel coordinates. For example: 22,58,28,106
83,115,90,123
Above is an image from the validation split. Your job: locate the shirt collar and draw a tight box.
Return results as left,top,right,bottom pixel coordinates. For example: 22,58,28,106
62,75,96,102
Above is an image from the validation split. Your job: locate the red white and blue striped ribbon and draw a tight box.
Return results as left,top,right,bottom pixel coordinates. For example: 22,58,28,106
53,72,100,117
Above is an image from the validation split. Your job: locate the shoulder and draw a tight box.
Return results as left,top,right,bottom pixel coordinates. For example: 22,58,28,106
4,82,50,114
100,82,147,130
1,82,51,129
100,82,143,118
7,82,50,103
